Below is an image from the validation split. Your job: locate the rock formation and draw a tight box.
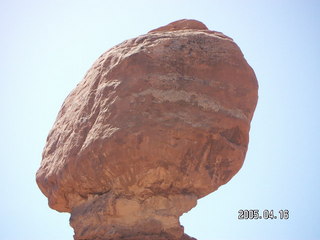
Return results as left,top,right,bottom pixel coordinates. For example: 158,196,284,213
36,19,258,240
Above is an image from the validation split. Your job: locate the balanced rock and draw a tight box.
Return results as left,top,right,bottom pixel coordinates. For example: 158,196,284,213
36,19,258,240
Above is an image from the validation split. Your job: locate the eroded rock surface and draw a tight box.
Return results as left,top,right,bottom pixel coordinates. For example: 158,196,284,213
36,19,258,240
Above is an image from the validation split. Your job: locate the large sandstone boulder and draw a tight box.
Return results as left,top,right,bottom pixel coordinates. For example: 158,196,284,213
36,19,258,240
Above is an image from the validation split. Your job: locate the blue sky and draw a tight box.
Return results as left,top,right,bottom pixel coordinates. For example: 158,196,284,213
1,0,319,240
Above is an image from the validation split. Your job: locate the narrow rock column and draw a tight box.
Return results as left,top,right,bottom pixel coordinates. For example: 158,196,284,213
70,193,197,240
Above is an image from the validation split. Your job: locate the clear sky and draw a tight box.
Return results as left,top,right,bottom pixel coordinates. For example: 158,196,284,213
1,0,319,240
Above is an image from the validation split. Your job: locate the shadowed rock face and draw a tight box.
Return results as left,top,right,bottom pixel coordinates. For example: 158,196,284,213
36,19,258,240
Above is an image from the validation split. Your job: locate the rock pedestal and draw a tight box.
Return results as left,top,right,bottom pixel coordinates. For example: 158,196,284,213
36,19,258,240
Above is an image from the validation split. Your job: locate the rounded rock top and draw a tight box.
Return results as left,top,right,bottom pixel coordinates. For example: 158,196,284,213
149,19,208,33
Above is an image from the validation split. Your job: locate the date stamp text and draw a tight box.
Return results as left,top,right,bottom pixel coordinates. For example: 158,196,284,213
238,209,289,220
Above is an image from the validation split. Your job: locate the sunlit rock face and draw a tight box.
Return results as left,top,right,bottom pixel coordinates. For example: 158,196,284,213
36,19,258,240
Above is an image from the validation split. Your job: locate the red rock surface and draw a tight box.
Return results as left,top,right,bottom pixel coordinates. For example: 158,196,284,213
36,19,258,240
